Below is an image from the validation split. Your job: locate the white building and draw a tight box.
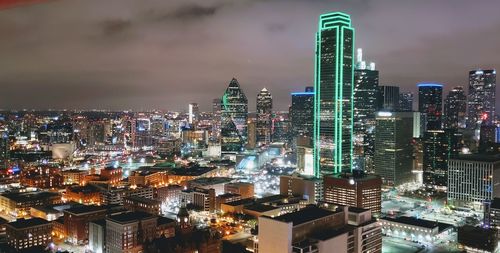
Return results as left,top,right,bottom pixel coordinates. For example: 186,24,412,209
448,154,500,210
257,205,381,253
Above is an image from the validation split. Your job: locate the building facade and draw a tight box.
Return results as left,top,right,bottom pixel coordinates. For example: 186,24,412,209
467,69,496,129
313,12,355,176
418,83,443,130
256,88,273,145
374,112,414,186
448,155,500,210
443,86,466,129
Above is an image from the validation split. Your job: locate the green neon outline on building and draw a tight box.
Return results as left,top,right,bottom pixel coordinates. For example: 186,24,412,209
313,12,355,178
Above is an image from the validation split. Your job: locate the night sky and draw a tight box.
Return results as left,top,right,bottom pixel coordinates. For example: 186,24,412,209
1,0,499,111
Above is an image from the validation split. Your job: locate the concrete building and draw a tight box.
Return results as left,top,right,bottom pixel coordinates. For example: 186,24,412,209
224,182,254,199
374,111,414,186
448,154,500,210
380,216,453,244
63,204,108,245
106,211,175,253
280,174,322,204
258,205,381,253
180,187,216,213
123,196,161,215
323,172,382,216
5,218,52,251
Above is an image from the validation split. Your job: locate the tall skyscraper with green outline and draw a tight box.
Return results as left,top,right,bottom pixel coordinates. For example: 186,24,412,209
313,12,355,177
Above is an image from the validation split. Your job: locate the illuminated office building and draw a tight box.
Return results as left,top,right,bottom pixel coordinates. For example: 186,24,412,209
444,86,466,129
399,91,414,112
467,69,496,129
221,78,248,153
378,85,399,111
188,103,199,125
256,88,273,145
353,48,379,171
313,12,355,177
290,87,314,140
374,112,414,186
418,83,443,130
422,129,462,187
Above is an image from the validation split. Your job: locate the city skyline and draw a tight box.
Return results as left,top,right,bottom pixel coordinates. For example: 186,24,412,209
1,0,500,111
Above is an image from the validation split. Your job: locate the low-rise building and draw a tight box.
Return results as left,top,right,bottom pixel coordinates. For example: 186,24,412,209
6,218,52,251
0,191,61,218
64,184,101,205
224,182,254,199
63,204,108,245
123,196,161,215
380,216,453,244
61,169,87,185
180,187,215,213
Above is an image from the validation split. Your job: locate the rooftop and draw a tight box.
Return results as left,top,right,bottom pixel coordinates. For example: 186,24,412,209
124,196,161,205
1,191,60,202
271,205,338,226
6,218,50,229
188,177,233,186
223,198,255,207
382,216,452,232
244,203,279,213
107,211,155,224
169,166,216,176
452,154,500,163
348,206,370,214
311,225,356,241
64,204,107,215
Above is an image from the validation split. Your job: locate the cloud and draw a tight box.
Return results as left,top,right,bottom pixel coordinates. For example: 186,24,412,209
0,0,500,111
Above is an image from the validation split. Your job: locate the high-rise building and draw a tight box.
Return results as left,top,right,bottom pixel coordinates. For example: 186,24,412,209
256,88,273,145
422,129,462,187
399,91,414,112
353,48,379,171
221,78,248,140
467,69,496,129
378,85,399,111
212,98,222,139
323,171,382,215
444,86,466,129
313,12,355,177
290,87,314,140
418,83,443,130
448,154,500,210
271,112,290,143
221,78,248,153
0,127,9,169
188,103,199,125
374,112,414,186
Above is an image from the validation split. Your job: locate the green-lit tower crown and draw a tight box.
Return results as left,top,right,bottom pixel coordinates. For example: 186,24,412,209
313,12,355,177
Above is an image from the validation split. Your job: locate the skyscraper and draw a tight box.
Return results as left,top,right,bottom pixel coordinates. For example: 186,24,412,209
418,83,443,130
188,103,199,125
399,92,414,112
423,129,462,186
313,12,355,177
353,48,379,171
467,69,496,129
374,112,414,186
221,78,248,153
378,86,399,111
290,87,314,140
256,88,273,145
444,86,466,129
211,98,222,139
